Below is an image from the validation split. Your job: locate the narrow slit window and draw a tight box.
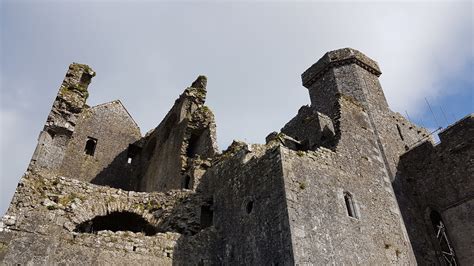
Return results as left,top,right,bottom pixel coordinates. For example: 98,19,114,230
84,137,97,156
183,175,191,189
396,124,404,141
200,198,214,229
344,192,358,219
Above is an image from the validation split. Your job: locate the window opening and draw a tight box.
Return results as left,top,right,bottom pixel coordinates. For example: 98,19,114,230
246,200,254,214
84,137,97,156
187,130,203,158
126,144,141,164
79,73,93,87
200,198,213,229
430,210,457,265
183,175,191,189
344,192,358,219
396,124,405,141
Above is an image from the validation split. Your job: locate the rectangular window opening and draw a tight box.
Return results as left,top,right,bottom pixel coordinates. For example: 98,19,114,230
84,137,97,156
344,192,358,219
126,144,141,165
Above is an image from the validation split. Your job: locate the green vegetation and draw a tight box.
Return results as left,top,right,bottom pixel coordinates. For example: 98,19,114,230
59,192,85,206
47,205,57,210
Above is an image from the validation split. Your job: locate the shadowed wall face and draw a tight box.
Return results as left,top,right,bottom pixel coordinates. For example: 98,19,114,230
137,77,218,192
394,115,474,265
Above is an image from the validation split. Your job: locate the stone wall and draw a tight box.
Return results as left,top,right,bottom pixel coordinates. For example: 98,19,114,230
197,142,295,265
59,101,141,189
137,76,218,192
281,95,416,264
393,114,474,265
281,105,335,150
0,170,210,265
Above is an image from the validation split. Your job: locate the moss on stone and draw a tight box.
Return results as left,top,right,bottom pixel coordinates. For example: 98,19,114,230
47,205,57,210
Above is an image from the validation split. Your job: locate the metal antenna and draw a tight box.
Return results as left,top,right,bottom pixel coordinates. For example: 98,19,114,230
425,97,441,129
405,110,412,123
450,113,456,123
439,106,449,125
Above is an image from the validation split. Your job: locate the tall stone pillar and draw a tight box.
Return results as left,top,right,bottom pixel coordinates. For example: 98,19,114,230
29,63,95,173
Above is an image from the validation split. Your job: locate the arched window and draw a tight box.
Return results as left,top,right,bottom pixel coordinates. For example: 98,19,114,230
84,137,97,156
344,192,358,219
429,210,457,265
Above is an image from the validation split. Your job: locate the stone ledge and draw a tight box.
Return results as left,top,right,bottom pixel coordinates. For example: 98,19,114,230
302,48,382,88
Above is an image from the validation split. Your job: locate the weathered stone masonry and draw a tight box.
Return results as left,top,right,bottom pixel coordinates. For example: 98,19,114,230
1,48,472,265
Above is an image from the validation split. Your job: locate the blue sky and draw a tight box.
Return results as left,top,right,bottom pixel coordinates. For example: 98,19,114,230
1,1,472,214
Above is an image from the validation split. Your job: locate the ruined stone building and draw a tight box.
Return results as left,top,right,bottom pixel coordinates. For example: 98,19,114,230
0,48,472,265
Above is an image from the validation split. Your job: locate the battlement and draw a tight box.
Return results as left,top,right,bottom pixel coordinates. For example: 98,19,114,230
438,113,473,144
302,48,381,88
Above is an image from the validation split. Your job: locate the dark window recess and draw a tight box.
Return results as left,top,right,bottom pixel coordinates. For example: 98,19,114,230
344,192,358,219
126,144,141,164
74,211,157,236
187,130,203,158
47,130,56,139
396,124,405,141
430,210,457,265
246,200,254,214
183,175,191,189
200,198,214,229
84,137,97,156
79,73,93,87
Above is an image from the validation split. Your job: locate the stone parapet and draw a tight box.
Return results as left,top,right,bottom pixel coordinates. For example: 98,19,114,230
302,48,381,88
